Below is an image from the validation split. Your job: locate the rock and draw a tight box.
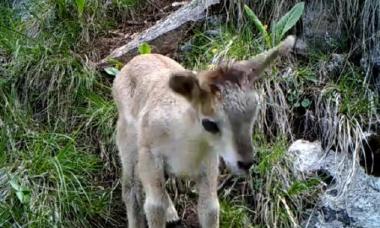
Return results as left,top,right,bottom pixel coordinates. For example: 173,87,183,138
288,139,324,174
326,54,345,76
97,0,222,69
288,140,380,228
293,38,309,57
12,0,39,38
204,29,221,38
302,1,346,52
319,53,346,81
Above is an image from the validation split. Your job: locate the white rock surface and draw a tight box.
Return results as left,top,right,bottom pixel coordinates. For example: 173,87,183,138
287,140,380,228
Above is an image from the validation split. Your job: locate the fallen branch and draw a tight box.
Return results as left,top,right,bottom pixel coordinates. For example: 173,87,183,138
97,0,221,69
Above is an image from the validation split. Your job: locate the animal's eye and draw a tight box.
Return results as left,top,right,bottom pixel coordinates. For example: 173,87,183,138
201,119,220,134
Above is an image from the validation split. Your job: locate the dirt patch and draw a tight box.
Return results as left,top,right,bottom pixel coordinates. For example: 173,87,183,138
89,0,185,62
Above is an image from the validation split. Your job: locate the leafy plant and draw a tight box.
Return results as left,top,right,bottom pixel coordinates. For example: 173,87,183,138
138,42,152,54
10,178,31,204
244,2,305,47
104,66,120,76
272,2,305,44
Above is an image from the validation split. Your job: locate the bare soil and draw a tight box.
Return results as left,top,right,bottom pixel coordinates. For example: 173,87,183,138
89,0,184,62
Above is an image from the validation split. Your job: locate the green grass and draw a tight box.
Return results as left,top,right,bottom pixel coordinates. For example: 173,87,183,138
250,137,323,227
1,0,379,227
0,0,139,226
220,200,252,228
183,25,265,69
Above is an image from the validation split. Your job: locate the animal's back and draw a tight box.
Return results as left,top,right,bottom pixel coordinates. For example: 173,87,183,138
112,54,185,120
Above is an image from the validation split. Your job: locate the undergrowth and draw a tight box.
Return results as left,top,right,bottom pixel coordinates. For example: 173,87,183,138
1,0,379,227
183,13,378,225
0,0,143,226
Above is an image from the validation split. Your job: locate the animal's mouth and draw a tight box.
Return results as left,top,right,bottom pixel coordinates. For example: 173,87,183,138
219,157,249,176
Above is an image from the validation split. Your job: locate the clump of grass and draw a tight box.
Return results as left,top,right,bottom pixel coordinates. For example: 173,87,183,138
220,200,252,227
0,131,112,227
182,25,264,70
250,136,323,227
0,0,143,226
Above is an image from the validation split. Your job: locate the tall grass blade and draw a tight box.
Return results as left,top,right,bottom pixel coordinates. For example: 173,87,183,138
75,0,85,16
244,5,271,48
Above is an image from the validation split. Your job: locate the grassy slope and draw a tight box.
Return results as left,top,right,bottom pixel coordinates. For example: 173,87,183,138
0,0,136,226
1,1,378,227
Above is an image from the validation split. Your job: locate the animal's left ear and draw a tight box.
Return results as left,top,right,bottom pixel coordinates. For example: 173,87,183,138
233,35,296,82
169,70,209,103
169,70,217,115
169,70,201,101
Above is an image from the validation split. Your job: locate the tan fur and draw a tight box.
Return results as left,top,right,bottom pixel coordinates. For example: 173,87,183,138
112,36,295,228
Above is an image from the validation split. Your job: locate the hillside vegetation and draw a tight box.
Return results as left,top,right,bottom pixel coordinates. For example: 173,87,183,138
1,0,378,227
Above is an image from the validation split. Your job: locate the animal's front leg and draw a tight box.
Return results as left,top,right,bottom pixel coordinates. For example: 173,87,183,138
138,147,167,228
196,161,220,228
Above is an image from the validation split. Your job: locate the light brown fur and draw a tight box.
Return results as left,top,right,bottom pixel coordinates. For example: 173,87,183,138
112,36,296,228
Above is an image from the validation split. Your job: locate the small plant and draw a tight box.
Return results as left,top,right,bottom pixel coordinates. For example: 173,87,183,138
285,66,317,109
244,2,305,47
138,42,152,54
10,178,31,204
104,66,120,76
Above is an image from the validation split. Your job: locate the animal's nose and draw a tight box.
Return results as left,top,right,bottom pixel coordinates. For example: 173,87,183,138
237,161,254,171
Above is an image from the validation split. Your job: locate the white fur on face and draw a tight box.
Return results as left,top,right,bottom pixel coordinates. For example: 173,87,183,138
212,127,244,175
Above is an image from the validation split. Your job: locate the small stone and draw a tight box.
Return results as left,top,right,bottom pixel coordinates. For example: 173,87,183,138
204,29,221,38
327,189,338,196
322,206,336,222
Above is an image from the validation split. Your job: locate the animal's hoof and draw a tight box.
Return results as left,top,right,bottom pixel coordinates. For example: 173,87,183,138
166,219,184,228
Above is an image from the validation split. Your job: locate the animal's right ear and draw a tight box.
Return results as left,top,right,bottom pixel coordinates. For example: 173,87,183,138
169,70,202,101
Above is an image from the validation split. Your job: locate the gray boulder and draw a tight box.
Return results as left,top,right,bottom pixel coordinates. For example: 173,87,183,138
288,140,380,228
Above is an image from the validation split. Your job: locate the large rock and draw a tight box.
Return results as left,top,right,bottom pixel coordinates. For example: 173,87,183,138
301,1,345,52
288,139,380,228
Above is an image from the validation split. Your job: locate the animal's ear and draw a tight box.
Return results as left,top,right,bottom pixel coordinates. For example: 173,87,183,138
169,70,203,101
233,35,296,82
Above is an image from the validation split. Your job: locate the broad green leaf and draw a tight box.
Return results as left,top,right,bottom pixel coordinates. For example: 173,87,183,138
138,42,152,54
75,0,85,16
10,179,21,191
273,2,305,44
16,191,31,204
10,179,31,204
104,67,120,76
244,5,271,48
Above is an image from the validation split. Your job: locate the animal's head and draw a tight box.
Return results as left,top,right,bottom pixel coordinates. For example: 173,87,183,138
169,36,295,175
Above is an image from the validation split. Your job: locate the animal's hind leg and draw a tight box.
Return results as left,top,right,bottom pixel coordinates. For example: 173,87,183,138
116,117,145,228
